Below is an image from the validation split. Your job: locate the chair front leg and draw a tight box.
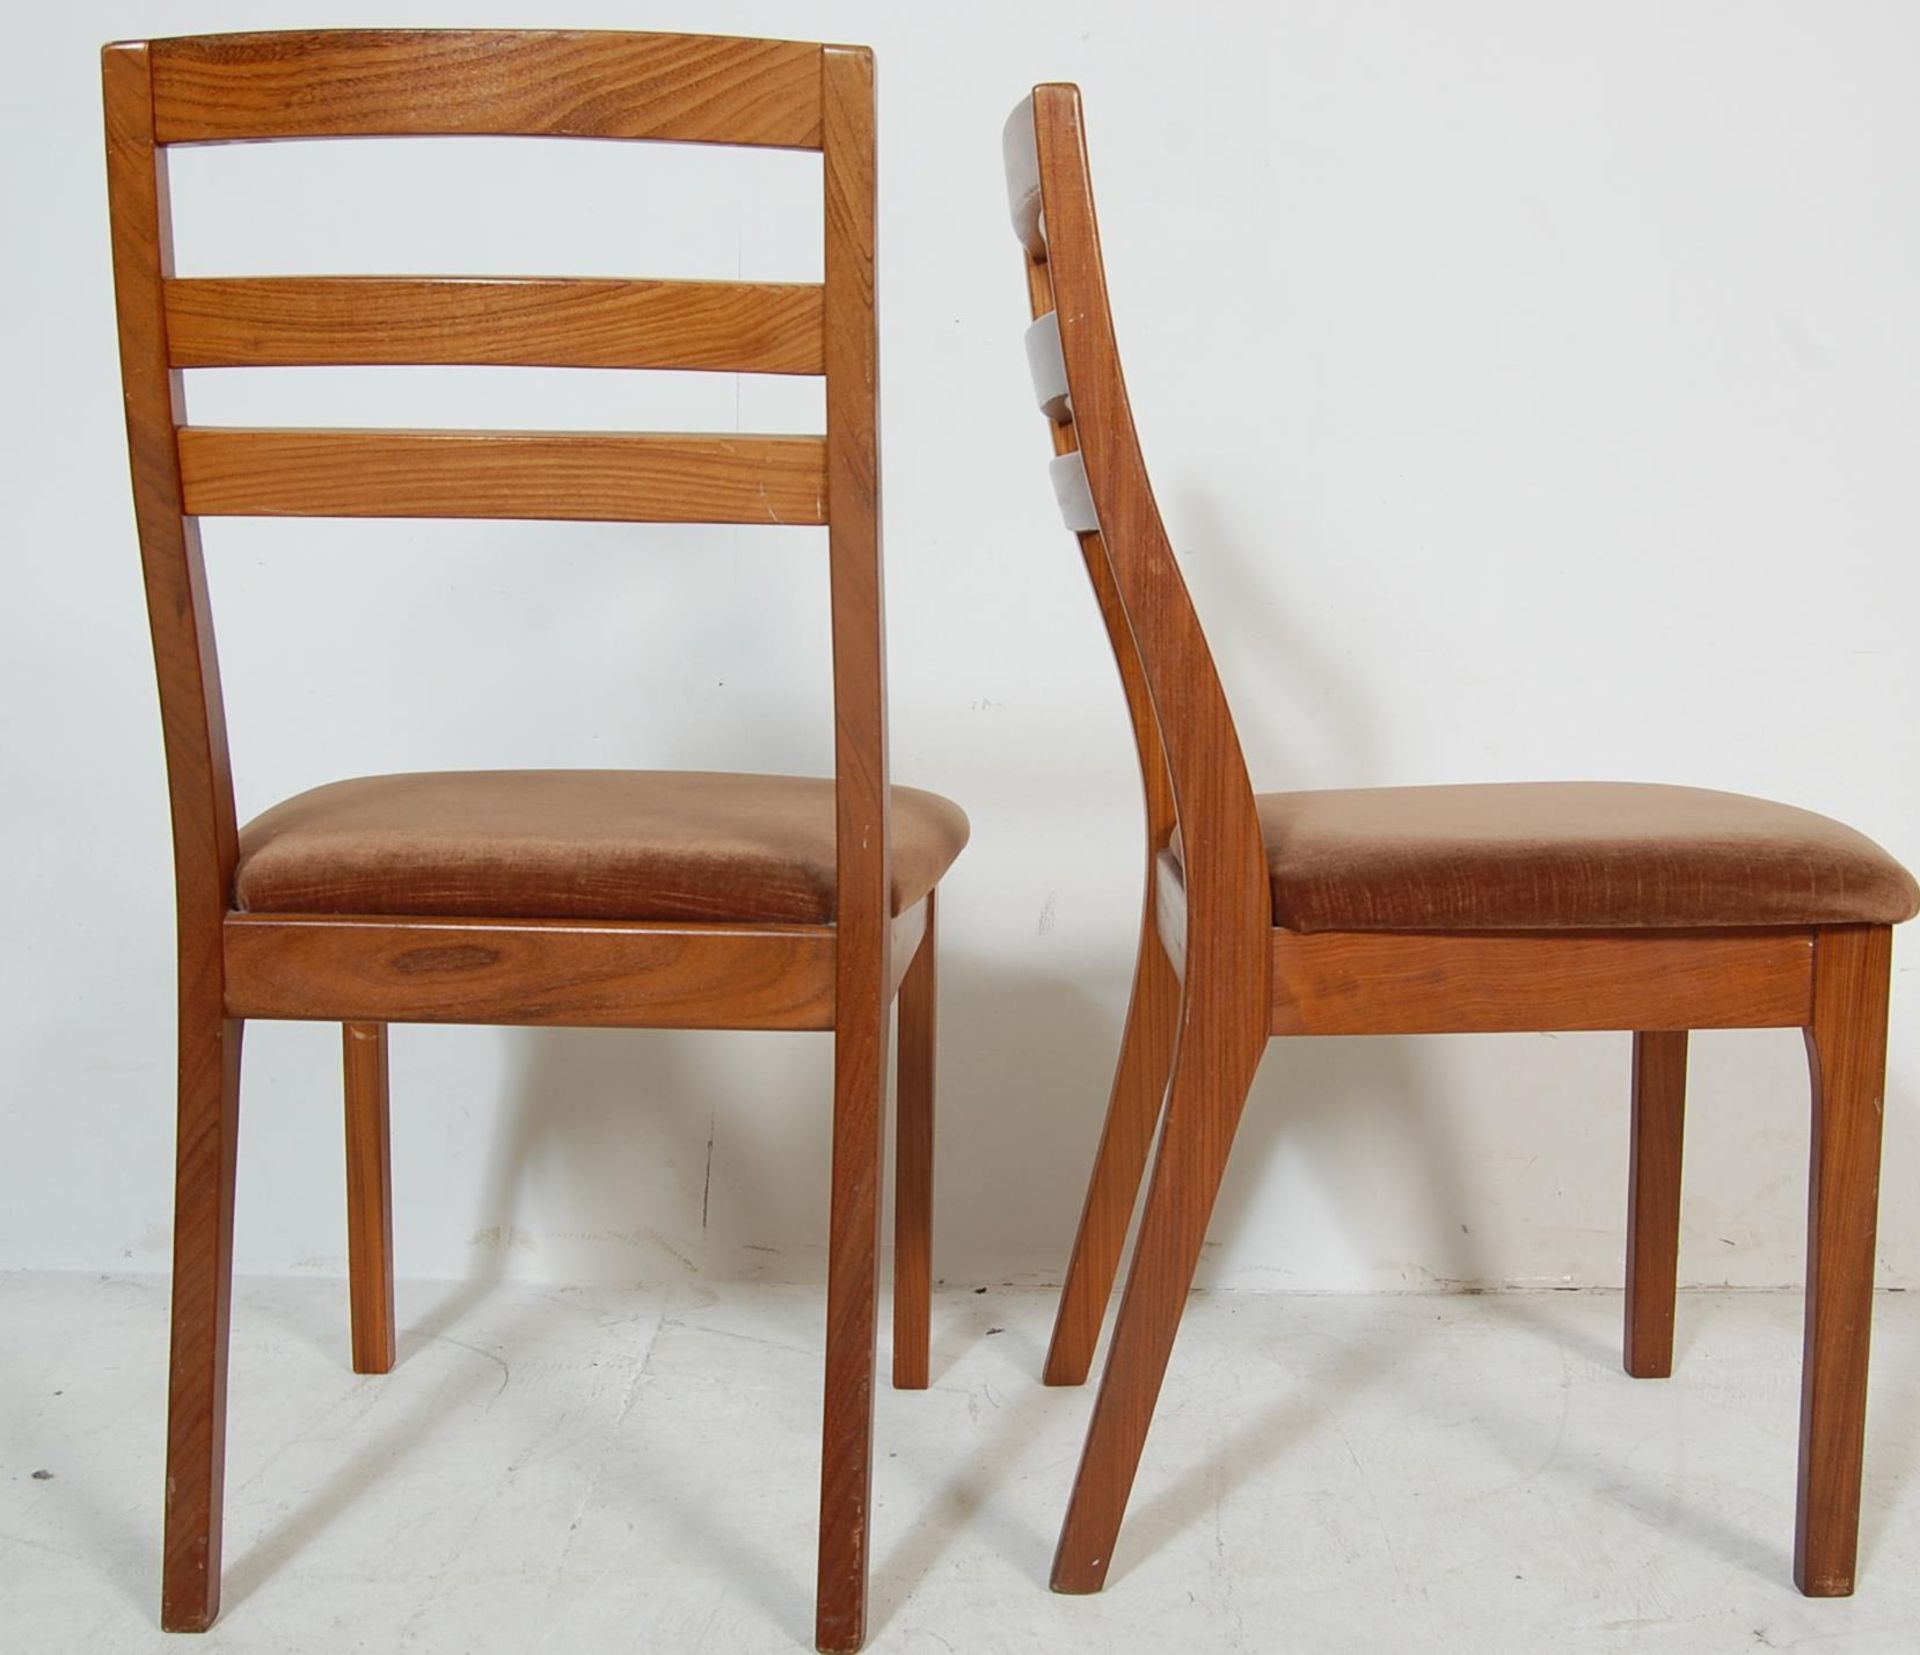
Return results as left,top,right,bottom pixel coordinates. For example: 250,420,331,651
161,1009,244,1633
1044,912,1180,1386
1051,993,1263,1593
892,893,936,1390
1625,1029,1688,1377
344,1022,396,1375
1796,924,1893,1596
817,981,892,1652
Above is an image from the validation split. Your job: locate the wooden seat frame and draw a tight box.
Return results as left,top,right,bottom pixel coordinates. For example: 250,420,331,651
105,30,929,1652
1008,83,1896,1601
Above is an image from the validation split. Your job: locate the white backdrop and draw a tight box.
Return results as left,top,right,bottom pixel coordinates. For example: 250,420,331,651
3,1,1916,1296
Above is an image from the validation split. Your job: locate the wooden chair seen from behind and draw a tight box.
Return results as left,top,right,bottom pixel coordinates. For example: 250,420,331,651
104,30,964,1652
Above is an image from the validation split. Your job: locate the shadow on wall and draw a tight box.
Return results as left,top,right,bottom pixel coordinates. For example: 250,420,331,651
422,484,1496,1302
436,961,1124,1295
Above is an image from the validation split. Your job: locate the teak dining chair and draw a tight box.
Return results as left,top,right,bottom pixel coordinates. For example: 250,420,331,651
104,29,964,1652
1004,84,1917,1602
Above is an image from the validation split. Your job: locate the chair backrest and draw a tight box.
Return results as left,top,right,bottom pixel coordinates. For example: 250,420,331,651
103,30,887,953
1004,86,1272,974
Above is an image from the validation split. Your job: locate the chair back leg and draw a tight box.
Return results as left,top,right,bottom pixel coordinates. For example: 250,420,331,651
1797,923,1893,1595
816,978,892,1650
1044,922,1180,1388
1051,996,1263,1593
161,1012,244,1632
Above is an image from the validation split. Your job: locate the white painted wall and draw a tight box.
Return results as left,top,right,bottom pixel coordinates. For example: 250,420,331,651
4,2,1916,1296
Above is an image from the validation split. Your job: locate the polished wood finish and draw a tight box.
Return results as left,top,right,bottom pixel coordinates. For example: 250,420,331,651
1029,175,1184,1395
177,429,828,524
1269,930,1813,1035
342,1022,395,1374
107,32,938,1652
149,30,825,148
893,890,936,1390
886,899,929,1003
165,277,825,374
1041,918,1178,1388
815,44,890,1655
1625,1030,1688,1379
105,41,244,1635
161,1017,243,1634
1019,86,1272,1598
224,914,838,1029
1797,924,1892,1595
1010,83,1901,1605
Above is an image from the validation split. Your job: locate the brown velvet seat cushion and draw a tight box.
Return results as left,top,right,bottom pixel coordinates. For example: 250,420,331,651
1173,782,1917,933
234,770,970,925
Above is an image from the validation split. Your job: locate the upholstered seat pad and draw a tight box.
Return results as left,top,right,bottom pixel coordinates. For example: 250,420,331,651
235,771,970,926
1175,782,1917,933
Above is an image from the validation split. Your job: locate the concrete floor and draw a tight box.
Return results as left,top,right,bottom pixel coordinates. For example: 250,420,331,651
2,1274,1916,1653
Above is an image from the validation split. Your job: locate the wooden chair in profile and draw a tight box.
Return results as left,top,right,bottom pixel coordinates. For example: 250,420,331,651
104,29,963,1651
1003,83,1915,1603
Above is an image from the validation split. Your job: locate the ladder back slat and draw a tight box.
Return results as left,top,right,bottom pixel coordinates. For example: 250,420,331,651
1049,449,1100,533
1024,310,1071,421
1002,94,1046,257
176,428,828,523
148,30,825,148
164,277,825,373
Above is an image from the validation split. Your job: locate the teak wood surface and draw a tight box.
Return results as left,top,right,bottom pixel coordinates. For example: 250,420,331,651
1008,83,1899,1605
105,30,932,1653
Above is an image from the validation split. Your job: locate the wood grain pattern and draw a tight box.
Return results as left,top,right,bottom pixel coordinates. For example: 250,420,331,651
176,428,828,524
1269,930,1813,1035
1042,890,1180,1387
105,42,247,1635
1796,924,1892,1595
1008,81,1903,1609
342,1022,395,1374
892,890,935,1391
1020,86,1275,1597
224,914,837,1029
161,1015,242,1634
886,899,928,1002
1624,1030,1688,1379
1027,228,1187,1393
815,43,890,1655
114,32,934,1649
149,30,824,148
165,277,825,373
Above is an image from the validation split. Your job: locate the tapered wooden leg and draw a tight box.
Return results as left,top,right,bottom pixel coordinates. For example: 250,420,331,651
344,1022,395,1376
161,1011,243,1633
1051,1005,1263,1593
1795,925,1892,1596
1044,919,1180,1386
817,988,891,1651
892,895,936,1390
1625,1030,1688,1378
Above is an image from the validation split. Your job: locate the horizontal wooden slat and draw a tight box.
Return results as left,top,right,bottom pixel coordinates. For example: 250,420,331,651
176,428,827,523
1267,928,1815,1036
224,914,836,1028
165,277,824,373
149,30,823,148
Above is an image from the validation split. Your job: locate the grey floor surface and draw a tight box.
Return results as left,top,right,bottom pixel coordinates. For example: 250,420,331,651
3,1273,1917,1653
